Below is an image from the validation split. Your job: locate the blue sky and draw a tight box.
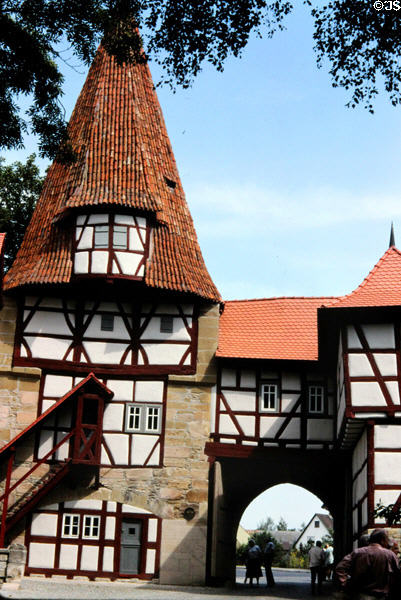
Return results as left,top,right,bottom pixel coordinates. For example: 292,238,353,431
3,4,401,528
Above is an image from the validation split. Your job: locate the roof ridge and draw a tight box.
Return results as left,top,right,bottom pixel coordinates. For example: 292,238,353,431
224,296,337,303
324,246,401,307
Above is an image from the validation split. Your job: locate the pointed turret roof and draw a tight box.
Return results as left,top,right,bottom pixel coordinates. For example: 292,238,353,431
4,45,220,302
323,246,401,308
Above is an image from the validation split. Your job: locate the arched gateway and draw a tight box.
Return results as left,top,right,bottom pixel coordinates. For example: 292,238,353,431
0,38,401,586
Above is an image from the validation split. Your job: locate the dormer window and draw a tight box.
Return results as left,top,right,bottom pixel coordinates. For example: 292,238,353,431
74,214,148,279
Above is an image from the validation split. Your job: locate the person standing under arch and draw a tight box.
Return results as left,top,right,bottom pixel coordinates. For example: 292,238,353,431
309,540,325,595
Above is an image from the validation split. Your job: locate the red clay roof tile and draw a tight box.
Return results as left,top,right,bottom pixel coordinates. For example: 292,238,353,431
217,297,333,361
323,247,401,308
4,46,220,302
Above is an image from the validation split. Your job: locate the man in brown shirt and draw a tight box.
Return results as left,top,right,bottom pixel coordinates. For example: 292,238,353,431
336,529,400,600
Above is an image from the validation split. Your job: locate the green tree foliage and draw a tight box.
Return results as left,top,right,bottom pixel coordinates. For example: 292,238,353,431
257,516,275,531
0,155,43,270
374,500,401,526
277,517,288,531
1,1,401,159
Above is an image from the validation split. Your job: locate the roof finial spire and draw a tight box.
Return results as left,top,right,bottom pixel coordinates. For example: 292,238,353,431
389,222,396,248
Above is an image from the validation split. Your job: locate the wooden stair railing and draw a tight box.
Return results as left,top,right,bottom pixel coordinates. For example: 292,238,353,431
0,429,75,546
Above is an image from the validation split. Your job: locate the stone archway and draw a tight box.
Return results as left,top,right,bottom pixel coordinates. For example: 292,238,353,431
206,447,352,585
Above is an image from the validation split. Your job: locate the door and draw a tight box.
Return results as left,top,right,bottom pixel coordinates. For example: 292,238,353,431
72,393,104,464
120,519,142,574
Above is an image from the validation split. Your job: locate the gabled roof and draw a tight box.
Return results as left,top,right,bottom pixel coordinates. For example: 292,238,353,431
217,297,334,361
0,373,113,458
323,247,401,309
294,513,333,546
4,45,220,302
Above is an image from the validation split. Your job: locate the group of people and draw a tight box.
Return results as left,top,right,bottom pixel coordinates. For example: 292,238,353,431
244,539,275,587
245,529,400,598
308,540,334,594
308,529,400,599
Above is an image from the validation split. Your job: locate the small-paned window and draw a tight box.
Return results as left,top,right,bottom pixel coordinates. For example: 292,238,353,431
260,384,278,412
160,316,174,333
113,225,128,249
101,314,114,331
125,404,162,434
94,225,109,248
127,405,141,431
83,515,100,539
62,514,80,538
309,385,324,413
314,520,320,528
146,406,160,431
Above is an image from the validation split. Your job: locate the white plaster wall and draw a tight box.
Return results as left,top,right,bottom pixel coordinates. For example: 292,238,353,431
28,543,55,568
223,390,256,412
281,394,301,412
64,499,103,510
307,419,333,441
219,414,241,435
375,452,401,484
139,343,188,365
26,336,72,360
362,498,368,527
375,424,401,448
25,311,73,335
83,341,127,364
38,430,55,459
236,415,256,437
43,375,73,397
347,326,363,349
85,316,130,340
353,509,358,535
282,372,301,390
80,546,99,571
107,501,116,512
103,433,129,464
348,354,374,377
140,317,191,341
373,353,397,376
352,466,367,504
74,252,89,273
55,430,69,460
107,380,133,401
113,252,143,276
352,430,367,475
385,381,400,404
91,251,109,273
87,214,108,225
351,382,387,406
221,369,236,387
115,214,135,225
131,434,159,465
362,324,395,348
295,517,330,548
129,228,144,251
135,381,164,403
105,516,116,540
146,549,156,574
30,513,58,537
280,418,301,439
102,547,114,571
148,519,158,543
77,227,93,249
103,404,124,430
240,370,256,388
259,417,300,438
59,545,78,570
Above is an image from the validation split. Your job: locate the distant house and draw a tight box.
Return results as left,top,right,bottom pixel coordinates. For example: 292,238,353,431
237,525,250,547
242,529,301,551
294,513,333,549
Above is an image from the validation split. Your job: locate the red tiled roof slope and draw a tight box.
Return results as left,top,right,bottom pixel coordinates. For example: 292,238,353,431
323,247,401,308
4,46,220,302
0,233,6,255
217,297,334,361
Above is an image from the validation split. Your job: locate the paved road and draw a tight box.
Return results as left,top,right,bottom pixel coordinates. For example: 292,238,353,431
0,568,335,600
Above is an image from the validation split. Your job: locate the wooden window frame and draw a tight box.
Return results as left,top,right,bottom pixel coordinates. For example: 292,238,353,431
125,404,162,434
308,384,325,414
82,515,101,539
259,382,279,413
62,513,80,538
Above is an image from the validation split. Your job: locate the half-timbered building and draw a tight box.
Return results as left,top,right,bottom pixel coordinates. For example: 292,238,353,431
1,38,401,587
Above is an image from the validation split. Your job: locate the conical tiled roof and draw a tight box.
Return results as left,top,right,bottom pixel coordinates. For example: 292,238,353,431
323,246,401,308
4,45,220,302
